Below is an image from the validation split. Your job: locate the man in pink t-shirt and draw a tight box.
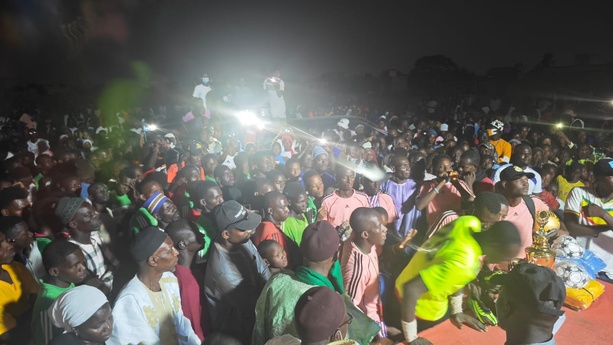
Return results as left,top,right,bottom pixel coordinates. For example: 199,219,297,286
318,164,369,228
499,165,549,258
416,154,475,227
362,172,398,226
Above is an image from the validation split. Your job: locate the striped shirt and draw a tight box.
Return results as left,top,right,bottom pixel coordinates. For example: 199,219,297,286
368,192,398,225
129,207,158,237
31,283,74,345
341,241,386,337
564,187,613,274
69,233,116,291
418,180,474,227
424,210,460,240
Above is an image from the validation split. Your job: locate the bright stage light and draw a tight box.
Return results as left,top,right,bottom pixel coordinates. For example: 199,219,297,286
144,124,158,132
237,110,268,130
359,165,386,182
237,110,259,126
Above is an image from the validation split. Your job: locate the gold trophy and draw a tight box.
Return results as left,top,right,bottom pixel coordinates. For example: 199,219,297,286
525,210,557,268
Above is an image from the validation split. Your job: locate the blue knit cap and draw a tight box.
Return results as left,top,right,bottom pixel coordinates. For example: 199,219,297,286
311,146,328,159
143,191,168,215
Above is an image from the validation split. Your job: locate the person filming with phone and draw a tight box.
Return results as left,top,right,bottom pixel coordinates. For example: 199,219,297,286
415,154,475,231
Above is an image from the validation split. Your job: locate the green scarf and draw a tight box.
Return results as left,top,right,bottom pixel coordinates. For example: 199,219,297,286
33,173,44,190
114,193,132,207
195,214,217,263
129,207,158,237
294,260,345,294
306,196,317,223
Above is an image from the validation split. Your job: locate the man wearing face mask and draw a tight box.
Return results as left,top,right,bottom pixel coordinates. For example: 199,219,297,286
193,73,212,118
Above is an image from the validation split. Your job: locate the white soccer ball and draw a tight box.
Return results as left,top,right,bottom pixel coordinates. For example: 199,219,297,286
552,235,584,259
554,260,589,289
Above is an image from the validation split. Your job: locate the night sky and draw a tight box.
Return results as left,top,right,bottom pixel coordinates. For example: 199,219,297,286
2,0,613,85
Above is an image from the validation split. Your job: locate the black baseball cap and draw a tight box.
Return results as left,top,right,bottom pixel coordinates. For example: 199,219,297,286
499,165,535,182
593,158,613,177
212,200,261,233
490,263,565,316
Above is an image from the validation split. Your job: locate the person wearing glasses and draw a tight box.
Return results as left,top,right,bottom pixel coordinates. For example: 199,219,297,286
0,216,48,281
204,201,270,345
0,227,39,343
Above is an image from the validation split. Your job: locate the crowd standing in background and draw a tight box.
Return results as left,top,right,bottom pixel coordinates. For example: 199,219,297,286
1,80,613,345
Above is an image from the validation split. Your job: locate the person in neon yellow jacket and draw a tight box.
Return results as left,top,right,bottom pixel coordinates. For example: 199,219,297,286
395,216,521,345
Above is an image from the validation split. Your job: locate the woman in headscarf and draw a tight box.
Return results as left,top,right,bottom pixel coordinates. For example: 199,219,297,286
49,285,113,345
280,134,296,159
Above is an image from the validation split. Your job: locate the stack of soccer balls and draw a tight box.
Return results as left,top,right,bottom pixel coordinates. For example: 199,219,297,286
551,235,605,310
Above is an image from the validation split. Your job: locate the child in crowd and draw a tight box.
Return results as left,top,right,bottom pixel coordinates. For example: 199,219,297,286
282,182,314,246
284,158,302,184
341,207,390,340
537,167,560,211
257,239,289,274
31,240,87,345
265,169,287,193
547,181,563,217
253,191,301,268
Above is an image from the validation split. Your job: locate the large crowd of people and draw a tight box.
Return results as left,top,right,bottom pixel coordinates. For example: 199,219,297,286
0,85,612,345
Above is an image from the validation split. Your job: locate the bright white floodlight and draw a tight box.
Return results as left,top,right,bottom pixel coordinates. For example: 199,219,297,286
237,110,259,126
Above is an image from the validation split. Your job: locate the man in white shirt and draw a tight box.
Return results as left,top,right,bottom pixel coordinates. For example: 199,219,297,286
193,73,212,117
564,158,613,278
110,226,200,345
263,70,286,119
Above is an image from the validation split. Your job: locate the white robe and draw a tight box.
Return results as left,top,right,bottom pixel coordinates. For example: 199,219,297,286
263,78,286,119
108,272,200,345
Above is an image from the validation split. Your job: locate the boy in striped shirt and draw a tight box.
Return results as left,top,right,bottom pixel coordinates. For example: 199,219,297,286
341,207,389,340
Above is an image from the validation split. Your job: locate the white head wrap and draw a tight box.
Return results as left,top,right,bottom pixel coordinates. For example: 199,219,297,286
49,285,109,332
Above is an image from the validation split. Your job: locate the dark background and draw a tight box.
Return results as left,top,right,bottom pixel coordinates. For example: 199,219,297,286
2,0,613,112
